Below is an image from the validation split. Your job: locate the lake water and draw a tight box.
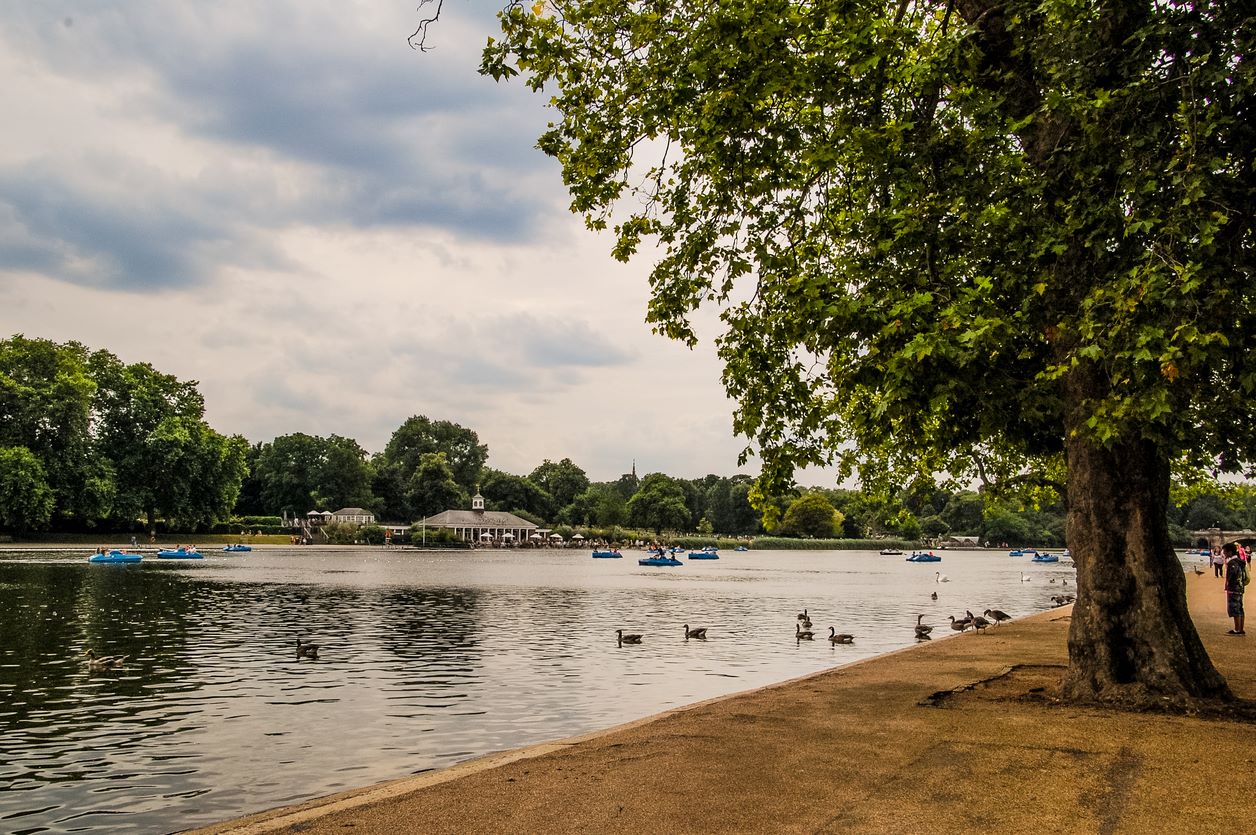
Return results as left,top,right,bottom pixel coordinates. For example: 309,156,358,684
0,546,1081,833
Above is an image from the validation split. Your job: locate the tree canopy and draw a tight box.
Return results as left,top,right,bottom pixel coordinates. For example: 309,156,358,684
478,0,1253,705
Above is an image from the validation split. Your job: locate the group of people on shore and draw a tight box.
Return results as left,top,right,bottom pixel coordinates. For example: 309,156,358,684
1212,543,1251,636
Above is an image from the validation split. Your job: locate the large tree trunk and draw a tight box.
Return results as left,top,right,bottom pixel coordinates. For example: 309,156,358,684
1061,373,1230,706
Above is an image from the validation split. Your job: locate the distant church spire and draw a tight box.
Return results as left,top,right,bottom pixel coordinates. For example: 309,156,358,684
632,459,637,479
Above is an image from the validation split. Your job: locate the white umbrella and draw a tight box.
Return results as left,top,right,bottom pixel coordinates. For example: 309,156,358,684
550,534,564,541
572,534,585,540
480,532,493,540
502,533,515,540
529,533,542,540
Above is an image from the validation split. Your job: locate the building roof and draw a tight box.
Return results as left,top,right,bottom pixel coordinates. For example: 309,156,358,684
422,509,538,529
332,507,375,516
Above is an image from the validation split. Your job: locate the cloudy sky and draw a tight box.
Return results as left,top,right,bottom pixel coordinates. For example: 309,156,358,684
0,1,833,485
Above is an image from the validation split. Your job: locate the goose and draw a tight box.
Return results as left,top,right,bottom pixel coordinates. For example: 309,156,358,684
967,611,991,633
684,624,708,639
930,591,938,600
948,615,971,632
797,608,809,621
1192,565,1205,576
796,623,815,640
84,649,127,673
935,571,950,583
800,615,813,629
1061,578,1069,586
296,638,320,660
914,614,933,636
983,609,1012,626
616,629,643,645
1049,578,1057,583
828,627,854,644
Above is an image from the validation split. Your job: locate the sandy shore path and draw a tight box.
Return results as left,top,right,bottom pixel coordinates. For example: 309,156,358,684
195,571,1253,834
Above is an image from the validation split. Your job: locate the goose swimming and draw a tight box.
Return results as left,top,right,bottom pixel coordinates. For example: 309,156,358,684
684,624,708,639
828,627,854,644
796,623,815,640
296,638,320,660
616,629,643,645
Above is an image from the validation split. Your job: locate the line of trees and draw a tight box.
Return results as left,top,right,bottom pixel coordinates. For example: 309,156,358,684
4,334,1251,544
0,335,248,535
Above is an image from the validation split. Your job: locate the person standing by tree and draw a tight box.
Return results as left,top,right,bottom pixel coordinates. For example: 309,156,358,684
1223,543,1247,636
1212,548,1226,578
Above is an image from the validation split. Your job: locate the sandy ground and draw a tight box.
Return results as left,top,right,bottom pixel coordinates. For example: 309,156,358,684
193,571,1253,835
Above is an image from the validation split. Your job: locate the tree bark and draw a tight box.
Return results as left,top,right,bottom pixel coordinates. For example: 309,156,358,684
1061,369,1230,706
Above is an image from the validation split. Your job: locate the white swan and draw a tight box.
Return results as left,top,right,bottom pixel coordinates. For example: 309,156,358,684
934,571,950,583
1021,574,1031,583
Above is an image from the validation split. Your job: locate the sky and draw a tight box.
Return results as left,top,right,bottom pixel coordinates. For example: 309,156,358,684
0,1,837,485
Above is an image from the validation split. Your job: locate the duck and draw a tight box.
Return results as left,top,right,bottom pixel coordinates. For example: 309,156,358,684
983,608,1011,626
935,571,950,583
828,627,854,644
684,624,708,639
948,614,971,632
796,623,815,640
296,638,320,660
914,614,933,636
616,629,643,645
84,649,127,673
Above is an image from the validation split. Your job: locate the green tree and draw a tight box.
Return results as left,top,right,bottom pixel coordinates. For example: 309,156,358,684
528,458,590,513
0,446,55,532
0,335,112,523
92,354,245,534
778,492,841,539
567,482,628,527
481,467,554,519
480,0,1252,705
626,473,691,534
253,433,373,514
382,416,488,496
410,452,466,520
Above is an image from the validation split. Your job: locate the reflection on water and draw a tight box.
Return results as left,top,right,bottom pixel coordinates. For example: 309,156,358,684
0,547,1082,833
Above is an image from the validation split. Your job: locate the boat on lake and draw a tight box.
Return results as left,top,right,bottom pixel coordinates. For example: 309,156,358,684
1008,549,1024,557
88,549,142,564
639,555,683,566
1031,552,1060,563
734,545,749,552
880,548,904,555
687,551,719,560
905,551,942,562
223,544,252,552
157,547,203,560
591,550,622,558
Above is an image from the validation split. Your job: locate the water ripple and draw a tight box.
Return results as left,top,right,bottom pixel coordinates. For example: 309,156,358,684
0,547,1096,832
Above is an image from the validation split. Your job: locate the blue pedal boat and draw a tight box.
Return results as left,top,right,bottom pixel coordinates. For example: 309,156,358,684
687,551,720,560
88,549,142,564
591,550,622,558
639,555,682,566
1031,552,1060,563
157,547,203,560
223,544,252,552
905,552,942,562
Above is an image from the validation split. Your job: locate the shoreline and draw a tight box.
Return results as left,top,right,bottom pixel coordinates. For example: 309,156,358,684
193,571,1252,834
